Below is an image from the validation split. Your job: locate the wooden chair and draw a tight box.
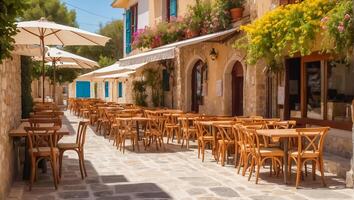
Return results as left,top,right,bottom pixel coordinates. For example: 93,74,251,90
180,116,198,149
234,125,252,176
214,123,237,166
195,120,215,162
164,113,181,144
144,117,165,151
244,127,285,184
289,127,330,188
58,121,89,179
117,118,139,153
25,126,60,190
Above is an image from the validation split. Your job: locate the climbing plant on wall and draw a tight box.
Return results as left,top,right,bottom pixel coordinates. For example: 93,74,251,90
21,56,33,118
132,80,148,107
143,67,163,107
235,0,338,71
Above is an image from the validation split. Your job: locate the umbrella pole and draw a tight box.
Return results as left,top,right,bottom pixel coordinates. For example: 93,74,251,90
40,35,45,103
52,61,56,103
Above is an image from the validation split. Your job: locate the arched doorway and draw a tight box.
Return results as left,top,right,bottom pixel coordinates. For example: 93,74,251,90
232,61,244,116
191,60,206,112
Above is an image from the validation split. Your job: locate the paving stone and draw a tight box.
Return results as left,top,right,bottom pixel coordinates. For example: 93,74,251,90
93,190,114,197
299,189,352,199
101,175,128,183
115,183,162,194
135,192,171,199
58,191,90,199
186,188,208,195
96,196,131,200
250,195,287,200
62,185,87,190
209,187,240,197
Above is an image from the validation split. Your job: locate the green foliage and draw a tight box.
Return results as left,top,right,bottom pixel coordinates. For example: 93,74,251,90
0,0,28,63
21,56,33,118
321,0,353,60
66,20,124,67
229,0,246,8
185,1,212,33
132,80,148,107
237,0,337,71
143,67,163,107
133,0,232,50
98,55,116,67
21,0,77,26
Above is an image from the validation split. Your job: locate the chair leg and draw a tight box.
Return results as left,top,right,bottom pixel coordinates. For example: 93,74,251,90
201,142,205,162
77,151,84,179
295,160,302,188
256,159,262,184
29,158,36,191
319,157,326,187
248,157,255,181
49,158,58,190
59,151,64,178
312,160,316,181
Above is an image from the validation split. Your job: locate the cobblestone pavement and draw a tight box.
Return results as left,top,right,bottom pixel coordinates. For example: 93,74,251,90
8,111,354,200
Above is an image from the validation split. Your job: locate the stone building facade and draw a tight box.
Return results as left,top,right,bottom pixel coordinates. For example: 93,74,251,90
0,55,22,199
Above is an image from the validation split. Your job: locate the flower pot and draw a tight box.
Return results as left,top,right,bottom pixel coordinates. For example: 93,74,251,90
230,7,244,21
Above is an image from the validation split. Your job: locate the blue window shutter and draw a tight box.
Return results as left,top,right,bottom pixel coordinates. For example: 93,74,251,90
170,0,177,17
118,82,123,97
163,69,170,91
105,81,109,98
125,9,132,53
76,81,90,98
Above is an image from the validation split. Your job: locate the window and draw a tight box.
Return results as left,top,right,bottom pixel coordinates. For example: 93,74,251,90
285,55,354,130
166,0,177,22
326,60,354,122
130,4,138,37
162,69,170,91
105,81,109,98
118,82,123,98
125,4,138,54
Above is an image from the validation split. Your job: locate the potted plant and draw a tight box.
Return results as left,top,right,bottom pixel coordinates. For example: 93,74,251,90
229,0,245,21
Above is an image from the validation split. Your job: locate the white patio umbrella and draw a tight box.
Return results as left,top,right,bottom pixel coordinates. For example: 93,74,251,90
38,47,98,101
13,17,110,102
45,62,88,69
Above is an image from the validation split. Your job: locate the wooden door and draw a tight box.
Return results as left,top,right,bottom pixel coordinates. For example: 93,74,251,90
232,62,244,116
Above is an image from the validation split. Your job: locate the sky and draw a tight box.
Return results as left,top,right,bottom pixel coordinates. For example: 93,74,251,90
60,0,124,33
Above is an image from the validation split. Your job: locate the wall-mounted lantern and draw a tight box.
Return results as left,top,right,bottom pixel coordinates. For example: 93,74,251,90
209,48,218,61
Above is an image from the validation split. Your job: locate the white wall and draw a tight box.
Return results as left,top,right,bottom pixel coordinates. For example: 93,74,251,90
137,0,149,29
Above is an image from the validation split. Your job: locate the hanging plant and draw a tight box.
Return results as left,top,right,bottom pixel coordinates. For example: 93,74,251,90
321,0,353,61
235,0,337,71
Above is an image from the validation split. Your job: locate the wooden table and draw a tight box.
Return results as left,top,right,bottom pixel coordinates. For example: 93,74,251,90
256,129,297,184
116,117,151,144
9,122,72,180
9,122,71,137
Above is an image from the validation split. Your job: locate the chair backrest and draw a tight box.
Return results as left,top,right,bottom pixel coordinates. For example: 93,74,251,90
194,120,210,138
274,120,296,129
76,121,89,149
147,116,164,134
215,123,235,142
295,127,330,156
243,127,262,156
29,118,62,128
25,126,60,156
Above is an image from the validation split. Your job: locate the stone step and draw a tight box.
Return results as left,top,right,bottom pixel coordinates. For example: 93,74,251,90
323,153,351,178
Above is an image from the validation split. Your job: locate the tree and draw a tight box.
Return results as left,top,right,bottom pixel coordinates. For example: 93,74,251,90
69,20,124,67
21,0,80,83
0,0,28,62
22,0,77,27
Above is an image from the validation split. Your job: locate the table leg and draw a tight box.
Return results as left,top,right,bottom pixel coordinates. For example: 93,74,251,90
283,139,288,184
23,137,30,180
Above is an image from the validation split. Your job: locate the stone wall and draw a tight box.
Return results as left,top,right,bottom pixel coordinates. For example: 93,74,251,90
0,55,22,199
